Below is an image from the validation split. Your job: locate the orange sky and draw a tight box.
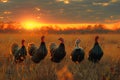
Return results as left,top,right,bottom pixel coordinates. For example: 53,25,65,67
21,23,119,30
17,16,120,30
0,0,120,29
1,20,120,31
20,20,120,30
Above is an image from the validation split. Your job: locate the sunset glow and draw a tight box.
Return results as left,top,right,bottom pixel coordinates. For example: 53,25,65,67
20,22,120,30
0,0,120,32
35,23,120,30
21,20,41,30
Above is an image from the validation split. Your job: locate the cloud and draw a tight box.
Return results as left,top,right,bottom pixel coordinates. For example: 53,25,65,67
86,9,94,12
0,0,9,3
56,0,83,4
35,7,41,11
92,0,119,7
104,19,120,23
110,0,118,3
0,16,4,19
93,2,110,6
3,11,12,14
0,0,120,23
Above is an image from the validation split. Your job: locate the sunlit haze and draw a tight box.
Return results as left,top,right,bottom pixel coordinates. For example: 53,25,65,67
0,0,120,31
21,20,41,30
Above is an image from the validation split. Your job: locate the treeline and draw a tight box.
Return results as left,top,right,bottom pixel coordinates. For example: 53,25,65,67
0,21,120,34
34,24,120,34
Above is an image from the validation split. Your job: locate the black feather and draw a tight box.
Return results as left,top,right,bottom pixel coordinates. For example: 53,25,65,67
51,43,66,63
88,42,103,63
15,45,27,63
32,42,48,63
71,48,85,63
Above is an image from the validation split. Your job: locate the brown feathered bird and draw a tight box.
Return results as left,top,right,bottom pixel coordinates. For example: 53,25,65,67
11,40,27,63
50,38,66,63
71,39,85,63
31,36,48,63
28,43,37,56
88,36,104,63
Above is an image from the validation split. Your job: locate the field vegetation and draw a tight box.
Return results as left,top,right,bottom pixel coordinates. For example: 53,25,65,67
0,33,119,80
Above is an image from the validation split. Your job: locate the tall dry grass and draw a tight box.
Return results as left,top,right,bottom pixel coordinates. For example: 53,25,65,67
0,33,120,80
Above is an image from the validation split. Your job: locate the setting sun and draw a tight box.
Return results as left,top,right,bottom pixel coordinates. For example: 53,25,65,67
21,20,41,30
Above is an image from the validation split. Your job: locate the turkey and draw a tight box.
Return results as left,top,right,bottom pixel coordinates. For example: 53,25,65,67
88,36,104,63
71,39,85,63
31,36,48,63
28,43,37,56
50,37,66,63
11,40,27,63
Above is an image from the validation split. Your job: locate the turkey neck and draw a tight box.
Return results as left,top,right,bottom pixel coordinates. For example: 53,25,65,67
60,42,64,47
75,43,79,49
41,41,45,44
60,40,64,44
40,41,45,47
95,40,99,45
22,43,25,47
41,39,45,43
40,41,45,48
59,43,65,50
41,41,44,43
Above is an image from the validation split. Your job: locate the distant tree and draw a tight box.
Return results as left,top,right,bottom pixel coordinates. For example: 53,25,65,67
94,24,105,30
86,25,93,30
0,21,4,30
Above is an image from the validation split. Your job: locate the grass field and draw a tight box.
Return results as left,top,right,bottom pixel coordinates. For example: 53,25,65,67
0,33,120,80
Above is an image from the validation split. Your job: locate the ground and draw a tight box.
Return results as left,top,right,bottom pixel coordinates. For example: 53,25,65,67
0,33,120,80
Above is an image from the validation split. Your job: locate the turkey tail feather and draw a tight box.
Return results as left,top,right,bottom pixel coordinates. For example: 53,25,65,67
50,43,57,51
11,43,19,56
28,43,37,56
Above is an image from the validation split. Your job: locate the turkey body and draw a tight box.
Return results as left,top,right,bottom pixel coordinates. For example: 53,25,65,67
88,36,103,63
31,37,48,63
28,43,37,56
71,48,85,63
71,39,85,63
50,38,66,63
16,45,27,62
11,40,27,63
